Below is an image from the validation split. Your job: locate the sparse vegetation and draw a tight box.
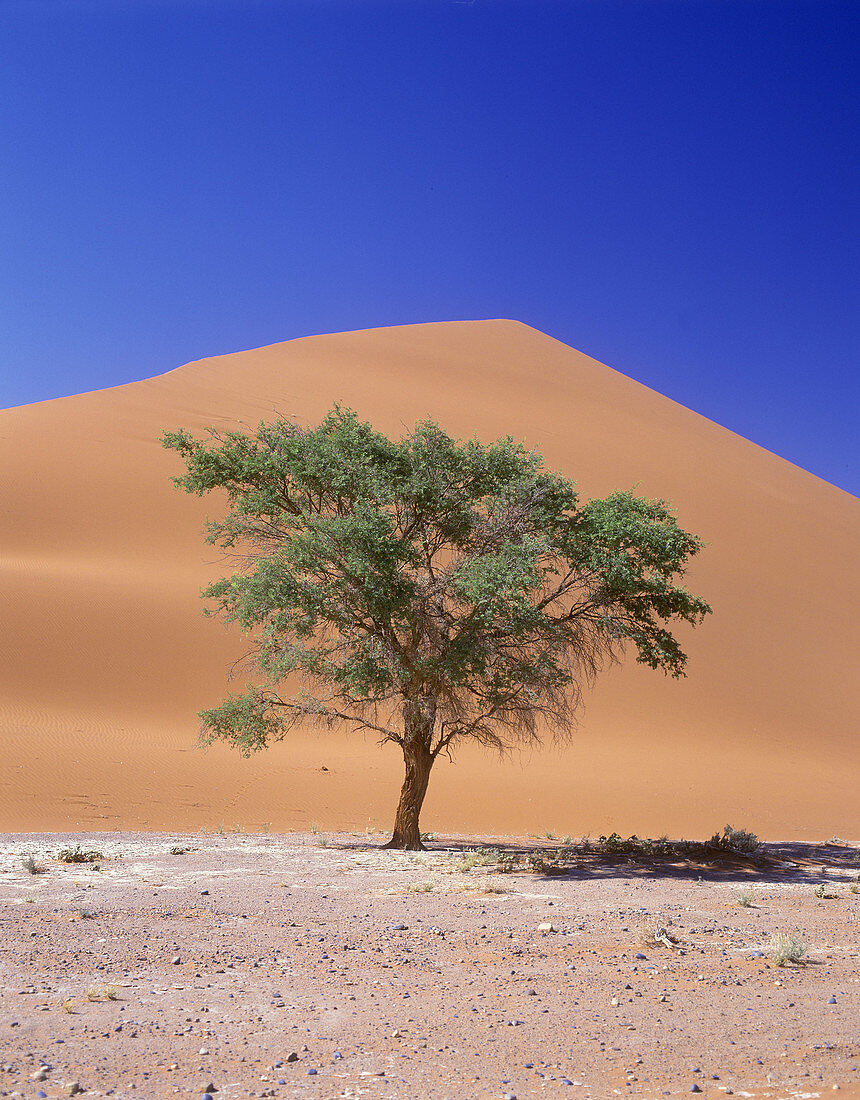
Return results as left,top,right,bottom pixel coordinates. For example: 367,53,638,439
61,998,75,1013
710,825,760,854
22,854,46,875
456,847,502,873
57,844,104,864
405,880,435,893
481,881,510,895
770,932,806,967
813,883,839,899
639,922,680,949
849,882,860,894
86,986,119,1002
737,886,756,907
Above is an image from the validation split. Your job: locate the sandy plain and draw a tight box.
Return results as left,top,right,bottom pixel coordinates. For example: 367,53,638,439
1,831,859,1100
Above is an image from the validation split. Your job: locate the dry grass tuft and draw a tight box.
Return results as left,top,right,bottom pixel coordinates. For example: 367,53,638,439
770,932,806,967
638,922,680,949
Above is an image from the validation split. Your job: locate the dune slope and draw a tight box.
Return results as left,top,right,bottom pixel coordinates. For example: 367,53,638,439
1,320,857,838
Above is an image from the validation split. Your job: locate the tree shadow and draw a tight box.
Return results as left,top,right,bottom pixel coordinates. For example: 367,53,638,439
323,835,858,886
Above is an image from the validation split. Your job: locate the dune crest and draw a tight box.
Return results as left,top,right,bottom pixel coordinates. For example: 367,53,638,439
1,320,857,838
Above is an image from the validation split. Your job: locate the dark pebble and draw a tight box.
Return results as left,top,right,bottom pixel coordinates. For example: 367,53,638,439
200,889,209,896
690,1087,703,1094
828,996,837,1004
634,952,647,960
307,1068,317,1075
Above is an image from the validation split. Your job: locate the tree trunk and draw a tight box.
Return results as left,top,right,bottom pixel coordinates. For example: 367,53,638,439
385,695,436,850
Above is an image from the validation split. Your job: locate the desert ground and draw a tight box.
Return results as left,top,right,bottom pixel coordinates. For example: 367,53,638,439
1,830,859,1100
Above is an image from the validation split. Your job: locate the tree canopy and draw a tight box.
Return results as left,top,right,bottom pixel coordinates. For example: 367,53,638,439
164,406,711,848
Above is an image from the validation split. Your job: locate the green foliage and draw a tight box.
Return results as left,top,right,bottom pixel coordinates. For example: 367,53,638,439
164,407,710,770
57,845,103,864
709,825,760,854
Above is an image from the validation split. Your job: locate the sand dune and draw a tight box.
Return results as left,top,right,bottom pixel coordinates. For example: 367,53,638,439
1,320,857,839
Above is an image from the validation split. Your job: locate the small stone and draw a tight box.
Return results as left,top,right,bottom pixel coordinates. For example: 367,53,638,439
202,1095,214,1100
690,1087,702,1094
199,1048,210,1055
200,889,209,896
827,996,837,1004
390,923,408,931
306,1068,317,1075
634,952,647,960
202,1085,217,1093
37,1094,47,1099
65,1084,82,1097
503,1094,518,1099
392,1029,402,1038
31,1072,48,1081
172,955,181,965
538,923,556,933
749,949,765,957
285,1052,299,1063
561,1080,573,1086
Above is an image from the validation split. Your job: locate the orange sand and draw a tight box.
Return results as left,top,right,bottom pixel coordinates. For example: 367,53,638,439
1,321,857,839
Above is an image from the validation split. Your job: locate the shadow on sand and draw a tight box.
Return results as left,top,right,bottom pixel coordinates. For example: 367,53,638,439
328,835,860,886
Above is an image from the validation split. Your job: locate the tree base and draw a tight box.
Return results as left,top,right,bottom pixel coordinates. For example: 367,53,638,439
382,836,426,851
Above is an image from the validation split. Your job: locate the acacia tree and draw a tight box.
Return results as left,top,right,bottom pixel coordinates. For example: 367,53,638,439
164,407,710,850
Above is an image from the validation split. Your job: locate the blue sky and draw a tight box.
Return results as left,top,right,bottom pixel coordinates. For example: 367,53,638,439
1,0,857,495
